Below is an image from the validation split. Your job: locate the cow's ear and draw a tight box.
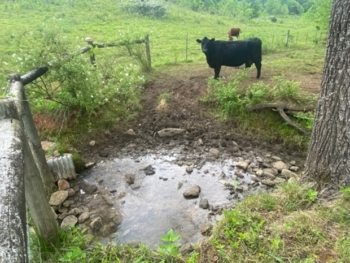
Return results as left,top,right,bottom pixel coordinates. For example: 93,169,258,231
210,38,215,41
196,39,202,43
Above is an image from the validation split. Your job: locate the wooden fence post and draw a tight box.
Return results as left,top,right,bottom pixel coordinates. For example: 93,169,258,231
85,37,96,67
285,30,290,46
8,80,57,243
0,116,28,263
8,74,56,191
145,34,151,69
186,33,188,61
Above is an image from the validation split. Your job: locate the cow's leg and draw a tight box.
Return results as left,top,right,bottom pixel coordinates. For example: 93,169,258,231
254,61,262,79
214,66,221,79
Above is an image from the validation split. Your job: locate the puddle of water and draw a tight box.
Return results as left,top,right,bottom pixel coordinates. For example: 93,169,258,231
82,153,262,248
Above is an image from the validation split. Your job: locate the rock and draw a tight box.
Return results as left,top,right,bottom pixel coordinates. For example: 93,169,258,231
125,129,137,136
80,182,97,194
272,161,288,171
200,224,213,235
60,215,78,229
263,171,275,179
67,208,81,216
125,174,135,184
67,188,75,197
256,169,264,177
118,192,127,199
199,198,209,209
102,195,113,205
261,179,276,187
144,165,155,175
179,243,194,254
271,156,281,161
157,128,186,137
263,168,278,176
235,171,244,178
209,148,220,158
89,140,96,146
236,161,249,170
90,217,103,231
78,212,90,223
281,169,298,179
58,179,70,191
289,166,299,172
85,162,95,169
186,166,193,174
49,191,69,206
63,200,74,208
183,185,201,198
130,182,141,190
178,182,183,189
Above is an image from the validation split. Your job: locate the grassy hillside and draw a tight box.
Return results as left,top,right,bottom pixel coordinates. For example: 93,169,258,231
0,0,324,73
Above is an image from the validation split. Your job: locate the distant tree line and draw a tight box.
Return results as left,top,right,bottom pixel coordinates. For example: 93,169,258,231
3,0,332,30
167,0,331,28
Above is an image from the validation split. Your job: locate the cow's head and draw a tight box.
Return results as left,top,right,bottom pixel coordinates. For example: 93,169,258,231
196,37,215,54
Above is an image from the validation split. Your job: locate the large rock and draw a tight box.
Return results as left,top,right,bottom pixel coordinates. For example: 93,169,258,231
281,169,298,179
272,161,288,171
49,191,69,206
157,128,186,137
236,161,249,171
58,179,70,191
61,215,78,229
183,185,201,198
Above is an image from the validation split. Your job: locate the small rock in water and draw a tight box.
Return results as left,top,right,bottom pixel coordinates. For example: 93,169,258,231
183,185,201,198
144,165,156,175
199,198,209,209
186,166,193,174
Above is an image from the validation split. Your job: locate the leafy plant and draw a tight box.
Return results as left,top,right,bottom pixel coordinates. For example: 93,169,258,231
159,229,182,257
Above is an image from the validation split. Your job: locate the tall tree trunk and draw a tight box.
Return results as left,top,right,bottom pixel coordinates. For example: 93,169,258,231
303,0,350,187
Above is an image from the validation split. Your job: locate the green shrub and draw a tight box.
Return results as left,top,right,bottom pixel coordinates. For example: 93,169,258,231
9,24,145,126
122,0,167,18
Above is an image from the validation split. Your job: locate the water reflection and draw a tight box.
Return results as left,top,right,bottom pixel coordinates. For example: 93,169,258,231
82,153,261,248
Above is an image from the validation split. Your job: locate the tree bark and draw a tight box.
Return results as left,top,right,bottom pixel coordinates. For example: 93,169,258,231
303,0,350,187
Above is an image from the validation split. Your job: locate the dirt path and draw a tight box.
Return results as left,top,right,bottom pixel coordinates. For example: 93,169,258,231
78,62,321,165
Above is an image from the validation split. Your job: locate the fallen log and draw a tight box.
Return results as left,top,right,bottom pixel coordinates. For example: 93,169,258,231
246,102,315,136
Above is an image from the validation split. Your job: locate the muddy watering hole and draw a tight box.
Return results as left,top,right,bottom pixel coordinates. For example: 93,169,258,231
81,151,266,248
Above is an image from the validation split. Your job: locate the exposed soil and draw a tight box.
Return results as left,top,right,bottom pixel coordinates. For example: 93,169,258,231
76,62,321,164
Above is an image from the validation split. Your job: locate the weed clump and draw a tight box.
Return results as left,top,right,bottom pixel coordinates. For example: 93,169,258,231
122,0,167,18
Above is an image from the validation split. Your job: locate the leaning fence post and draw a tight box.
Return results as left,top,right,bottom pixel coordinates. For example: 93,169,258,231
8,74,56,191
0,114,28,263
145,35,151,69
9,79,57,243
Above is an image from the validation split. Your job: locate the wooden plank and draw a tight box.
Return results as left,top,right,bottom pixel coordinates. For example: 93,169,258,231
0,118,28,263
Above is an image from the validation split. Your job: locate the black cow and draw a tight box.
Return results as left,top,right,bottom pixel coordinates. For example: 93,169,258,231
196,37,262,79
